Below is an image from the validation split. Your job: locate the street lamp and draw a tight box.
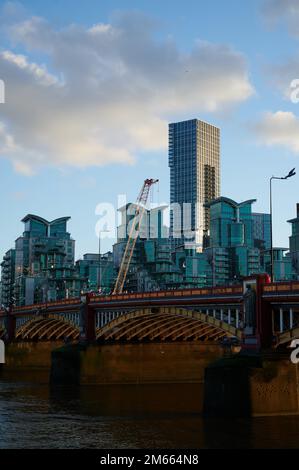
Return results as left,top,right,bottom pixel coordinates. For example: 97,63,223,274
98,229,110,292
270,168,296,282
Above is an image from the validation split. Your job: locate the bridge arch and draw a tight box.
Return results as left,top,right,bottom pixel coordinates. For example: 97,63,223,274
96,307,242,342
15,315,79,341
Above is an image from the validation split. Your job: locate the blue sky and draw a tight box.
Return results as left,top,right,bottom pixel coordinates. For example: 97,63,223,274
0,0,299,258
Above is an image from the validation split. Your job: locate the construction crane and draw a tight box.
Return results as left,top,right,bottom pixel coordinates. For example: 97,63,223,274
113,178,159,295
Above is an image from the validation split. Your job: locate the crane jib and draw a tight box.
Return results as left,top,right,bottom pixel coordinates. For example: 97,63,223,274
112,179,159,295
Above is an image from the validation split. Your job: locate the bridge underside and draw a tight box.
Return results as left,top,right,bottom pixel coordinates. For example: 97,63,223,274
15,316,79,341
96,307,242,342
10,307,242,343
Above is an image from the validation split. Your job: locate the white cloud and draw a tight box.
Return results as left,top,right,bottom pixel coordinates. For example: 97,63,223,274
1,50,61,86
261,1,299,101
252,111,299,153
265,58,299,102
262,0,299,37
88,23,114,35
0,8,254,174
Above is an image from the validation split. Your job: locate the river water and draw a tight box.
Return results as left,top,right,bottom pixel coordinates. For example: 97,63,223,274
1,378,299,449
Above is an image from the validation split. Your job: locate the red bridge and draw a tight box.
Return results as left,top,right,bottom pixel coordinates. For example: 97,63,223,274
1,275,299,350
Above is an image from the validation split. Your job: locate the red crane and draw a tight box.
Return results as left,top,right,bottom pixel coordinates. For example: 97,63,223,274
113,178,159,295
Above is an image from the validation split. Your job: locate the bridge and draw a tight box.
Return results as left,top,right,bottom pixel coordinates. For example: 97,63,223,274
1,275,299,350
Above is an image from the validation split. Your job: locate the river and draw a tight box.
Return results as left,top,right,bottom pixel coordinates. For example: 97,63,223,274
1,378,299,449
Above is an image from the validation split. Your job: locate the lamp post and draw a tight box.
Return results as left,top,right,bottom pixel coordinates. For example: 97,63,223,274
270,168,296,282
98,229,109,292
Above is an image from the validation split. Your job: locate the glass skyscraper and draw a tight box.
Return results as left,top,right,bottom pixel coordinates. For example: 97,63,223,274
252,213,271,250
169,119,220,251
13,215,80,305
206,197,260,282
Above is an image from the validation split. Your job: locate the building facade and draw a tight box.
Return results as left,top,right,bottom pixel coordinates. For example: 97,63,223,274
0,249,16,307
178,197,261,287
169,119,220,251
13,215,82,305
183,247,229,287
260,248,293,281
207,197,260,282
252,213,271,250
288,203,299,279
76,252,115,294
113,204,182,292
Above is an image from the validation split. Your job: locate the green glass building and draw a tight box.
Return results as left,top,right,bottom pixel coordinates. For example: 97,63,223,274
12,215,84,305
113,204,183,292
179,197,261,287
0,249,16,307
206,197,260,283
260,248,293,281
76,252,115,294
252,212,271,250
288,203,299,279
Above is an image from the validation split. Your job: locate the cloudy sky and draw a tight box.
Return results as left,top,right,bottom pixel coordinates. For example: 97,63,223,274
0,0,299,257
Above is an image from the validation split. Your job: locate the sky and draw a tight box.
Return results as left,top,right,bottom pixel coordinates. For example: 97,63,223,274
0,0,299,258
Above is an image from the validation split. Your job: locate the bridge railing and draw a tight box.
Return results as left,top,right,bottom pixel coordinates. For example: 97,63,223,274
11,297,81,314
263,281,299,295
0,285,244,317
90,285,243,304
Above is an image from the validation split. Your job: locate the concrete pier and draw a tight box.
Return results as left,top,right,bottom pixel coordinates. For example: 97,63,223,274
203,353,299,417
50,342,223,386
0,341,63,382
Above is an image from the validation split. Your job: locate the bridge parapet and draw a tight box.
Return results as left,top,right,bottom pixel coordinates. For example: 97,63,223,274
263,282,299,297
89,285,243,307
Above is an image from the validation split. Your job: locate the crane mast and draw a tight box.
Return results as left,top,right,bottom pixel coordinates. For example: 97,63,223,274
113,178,159,295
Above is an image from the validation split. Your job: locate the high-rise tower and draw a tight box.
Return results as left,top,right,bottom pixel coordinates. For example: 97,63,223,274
169,119,220,250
